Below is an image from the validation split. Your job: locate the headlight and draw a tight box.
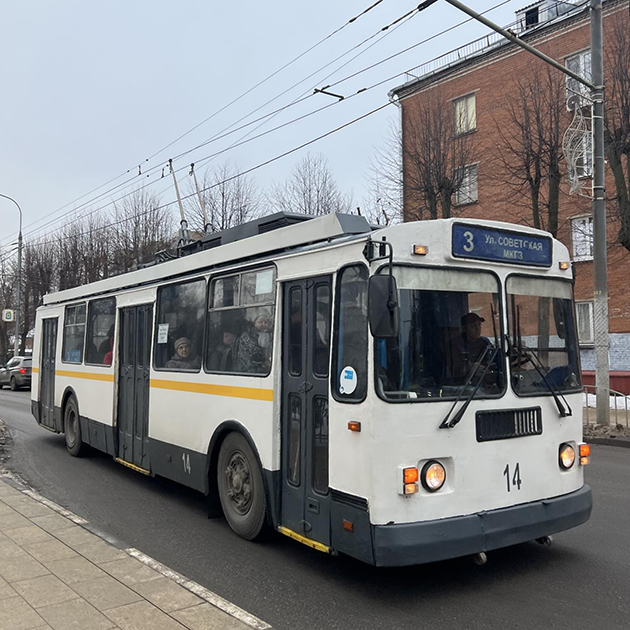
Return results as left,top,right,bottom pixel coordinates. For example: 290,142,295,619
559,443,576,469
421,460,446,492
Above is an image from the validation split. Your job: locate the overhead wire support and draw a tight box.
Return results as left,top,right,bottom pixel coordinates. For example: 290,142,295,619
190,163,209,232
314,87,345,100
168,159,190,247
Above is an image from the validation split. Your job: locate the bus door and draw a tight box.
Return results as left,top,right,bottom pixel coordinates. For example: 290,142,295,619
40,318,58,430
281,276,332,546
117,304,153,472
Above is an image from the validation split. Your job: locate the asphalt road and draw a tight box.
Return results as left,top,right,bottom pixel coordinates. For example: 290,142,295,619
1,388,629,630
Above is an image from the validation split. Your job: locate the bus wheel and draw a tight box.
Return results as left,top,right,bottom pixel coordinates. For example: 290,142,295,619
64,396,88,457
217,432,267,541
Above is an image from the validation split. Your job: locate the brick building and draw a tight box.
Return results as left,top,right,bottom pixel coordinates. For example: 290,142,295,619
390,0,630,388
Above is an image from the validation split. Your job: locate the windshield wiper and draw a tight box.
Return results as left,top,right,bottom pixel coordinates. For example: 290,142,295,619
439,344,500,429
509,338,572,418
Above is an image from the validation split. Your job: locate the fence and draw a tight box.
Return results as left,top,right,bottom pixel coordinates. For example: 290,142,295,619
583,384,630,428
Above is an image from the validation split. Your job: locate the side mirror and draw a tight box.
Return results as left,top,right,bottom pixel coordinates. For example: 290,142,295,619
368,274,399,338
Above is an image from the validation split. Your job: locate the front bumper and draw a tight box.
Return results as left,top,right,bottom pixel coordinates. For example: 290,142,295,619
372,484,592,566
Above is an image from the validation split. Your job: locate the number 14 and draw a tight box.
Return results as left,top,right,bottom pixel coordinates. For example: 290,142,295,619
503,463,522,492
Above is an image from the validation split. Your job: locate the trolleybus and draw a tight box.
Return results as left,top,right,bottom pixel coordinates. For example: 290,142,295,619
31,212,592,566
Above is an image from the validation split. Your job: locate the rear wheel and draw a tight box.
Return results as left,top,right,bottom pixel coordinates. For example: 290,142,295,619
64,396,89,457
217,432,267,540
10,377,18,391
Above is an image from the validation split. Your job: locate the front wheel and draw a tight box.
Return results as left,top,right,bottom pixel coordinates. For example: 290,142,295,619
217,432,267,540
64,396,89,457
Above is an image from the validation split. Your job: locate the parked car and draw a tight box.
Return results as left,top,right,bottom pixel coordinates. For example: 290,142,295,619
0,356,32,391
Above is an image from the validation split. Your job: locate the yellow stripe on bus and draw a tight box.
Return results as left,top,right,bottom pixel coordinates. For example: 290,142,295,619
55,370,115,382
150,378,274,402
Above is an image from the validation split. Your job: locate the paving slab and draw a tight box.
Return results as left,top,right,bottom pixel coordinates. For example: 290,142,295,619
11,575,80,610
0,535,29,558
4,525,56,546
132,576,204,613
171,603,252,630
42,555,107,586
29,514,77,535
71,575,143,611
52,524,102,547
105,601,187,630
0,575,17,601
0,510,32,530
0,553,50,583
71,539,128,564
0,595,46,630
99,556,163,586
37,598,117,630
23,539,79,563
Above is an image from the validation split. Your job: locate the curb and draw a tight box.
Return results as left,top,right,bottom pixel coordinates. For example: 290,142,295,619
0,470,272,630
586,436,630,449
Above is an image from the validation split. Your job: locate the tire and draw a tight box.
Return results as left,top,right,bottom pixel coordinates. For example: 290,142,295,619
64,396,89,457
10,377,18,391
217,432,267,541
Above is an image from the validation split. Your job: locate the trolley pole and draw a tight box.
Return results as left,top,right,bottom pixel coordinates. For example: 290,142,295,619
0,194,23,356
439,0,610,425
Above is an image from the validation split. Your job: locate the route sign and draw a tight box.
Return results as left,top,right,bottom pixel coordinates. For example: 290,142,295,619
452,223,552,267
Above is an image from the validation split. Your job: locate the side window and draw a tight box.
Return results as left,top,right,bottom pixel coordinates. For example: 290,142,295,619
85,298,116,366
62,304,86,364
332,265,368,402
206,267,276,375
155,279,206,371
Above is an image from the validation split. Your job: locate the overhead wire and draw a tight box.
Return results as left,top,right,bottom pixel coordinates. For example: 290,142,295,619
0,0,388,248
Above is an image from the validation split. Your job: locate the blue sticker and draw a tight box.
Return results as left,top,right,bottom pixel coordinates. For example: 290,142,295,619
339,366,357,395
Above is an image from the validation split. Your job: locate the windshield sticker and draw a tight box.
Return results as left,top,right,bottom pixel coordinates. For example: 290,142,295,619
255,269,274,295
339,366,357,395
157,323,169,344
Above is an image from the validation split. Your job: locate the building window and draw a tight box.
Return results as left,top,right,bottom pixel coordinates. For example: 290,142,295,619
566,50,591,107
454,164,478,206
525,7,539,27
576,301,594,345
571,216,593,261
453,93,476,135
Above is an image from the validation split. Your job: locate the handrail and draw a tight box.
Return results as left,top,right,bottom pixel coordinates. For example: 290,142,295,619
583,384,630,428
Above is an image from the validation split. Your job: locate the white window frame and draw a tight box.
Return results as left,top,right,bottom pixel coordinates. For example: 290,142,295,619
453,93,476,136
565,49,591,108
571,215,593,261
454,163,478,206
575,301,594,346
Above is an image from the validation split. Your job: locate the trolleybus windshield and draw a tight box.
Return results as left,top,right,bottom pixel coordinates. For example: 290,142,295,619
375,267,505,402
506,276,581,396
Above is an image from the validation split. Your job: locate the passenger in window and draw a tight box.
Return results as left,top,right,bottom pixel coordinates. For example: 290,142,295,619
254,311,273,350
98,325,115,361
210,321,266,374
166,337,201,370
103,338,114,366
452,313,495,385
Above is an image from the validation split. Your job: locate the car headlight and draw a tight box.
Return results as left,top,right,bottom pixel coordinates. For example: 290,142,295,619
559,443,576,469
421,460,446,492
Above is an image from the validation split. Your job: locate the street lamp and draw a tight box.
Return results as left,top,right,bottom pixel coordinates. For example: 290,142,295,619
0,194,23,357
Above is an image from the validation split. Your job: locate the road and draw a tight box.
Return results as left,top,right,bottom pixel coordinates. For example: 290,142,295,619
1,388,629,630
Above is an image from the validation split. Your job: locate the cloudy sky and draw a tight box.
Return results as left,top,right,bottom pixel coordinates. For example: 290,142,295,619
0,0,518,249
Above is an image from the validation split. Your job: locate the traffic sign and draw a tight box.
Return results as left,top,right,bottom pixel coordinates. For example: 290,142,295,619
2,309,15,322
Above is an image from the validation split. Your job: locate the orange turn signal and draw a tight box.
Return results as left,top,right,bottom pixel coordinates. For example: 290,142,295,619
342,519,354,533
404,483,419,495
559,261,570,270
579,444,591,457
413,244,429,255
403,467,419,484
348,421,361,432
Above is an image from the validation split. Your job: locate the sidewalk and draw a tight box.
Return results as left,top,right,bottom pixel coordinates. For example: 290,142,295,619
0,476,268,630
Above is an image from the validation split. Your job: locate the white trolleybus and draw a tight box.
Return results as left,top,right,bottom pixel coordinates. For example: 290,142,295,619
31,212,592,566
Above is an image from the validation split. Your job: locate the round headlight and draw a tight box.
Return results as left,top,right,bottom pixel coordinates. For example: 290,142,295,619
559,444,576,469
421,460,446,492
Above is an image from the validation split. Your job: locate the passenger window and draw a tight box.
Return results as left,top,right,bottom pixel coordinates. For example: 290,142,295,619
332,265,368,402
62,304,86,364
85,298,116,366
155,279,206,371
313,283,331,377
206,267,276,375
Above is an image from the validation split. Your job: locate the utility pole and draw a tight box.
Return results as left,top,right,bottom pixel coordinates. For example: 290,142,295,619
169,159,190,246
0,194,23,357
439,0,610,426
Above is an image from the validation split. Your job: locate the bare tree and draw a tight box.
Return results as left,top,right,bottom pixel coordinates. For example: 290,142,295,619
0,249,16,361
493,68,565,237
604,18,630,251
401,91,474,220
186,162,261,233
110,189,174,274
268,153,353,216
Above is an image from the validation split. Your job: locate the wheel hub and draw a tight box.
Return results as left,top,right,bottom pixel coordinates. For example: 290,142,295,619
225,452,252,515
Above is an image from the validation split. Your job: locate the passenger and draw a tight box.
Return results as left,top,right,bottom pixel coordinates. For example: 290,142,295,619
210,320,267,373
103,337,114,366
254,312,273,350
166,337,201,370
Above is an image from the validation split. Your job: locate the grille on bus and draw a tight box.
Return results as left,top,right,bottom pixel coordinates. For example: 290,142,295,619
475,407,542,442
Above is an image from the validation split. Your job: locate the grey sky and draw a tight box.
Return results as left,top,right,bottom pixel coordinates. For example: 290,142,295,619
0,0,517,248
